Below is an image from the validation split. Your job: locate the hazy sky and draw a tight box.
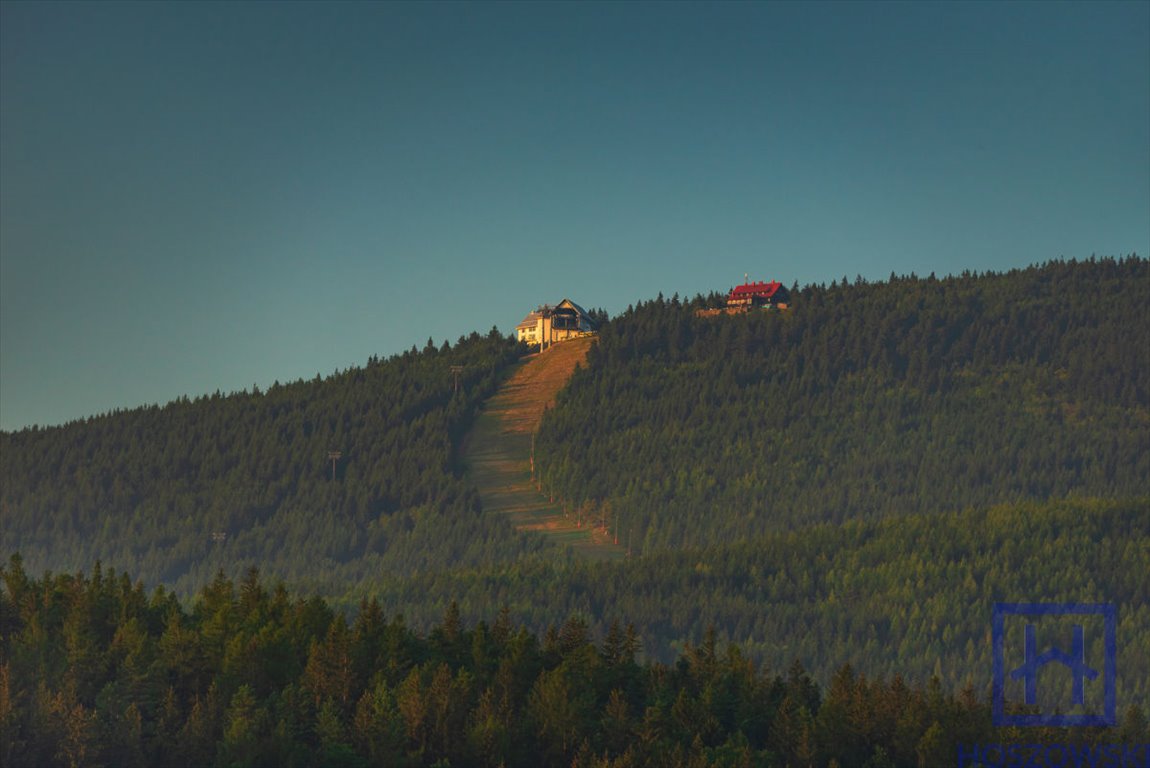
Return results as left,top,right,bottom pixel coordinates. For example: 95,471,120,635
2,2,1147,430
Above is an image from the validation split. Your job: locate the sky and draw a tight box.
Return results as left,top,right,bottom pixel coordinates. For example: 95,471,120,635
2,2,1148,431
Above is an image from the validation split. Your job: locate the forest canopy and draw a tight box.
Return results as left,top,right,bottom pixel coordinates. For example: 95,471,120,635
2,559,1146,768
2,257,1147,758
536,257,1149,549
0,330,545,595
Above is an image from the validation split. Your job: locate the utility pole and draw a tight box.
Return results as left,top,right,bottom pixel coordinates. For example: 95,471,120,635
538,306,553,353
328,450,342,481
450,365,464,394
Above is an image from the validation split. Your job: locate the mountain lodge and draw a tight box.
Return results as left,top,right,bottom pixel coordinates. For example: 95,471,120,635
727,280,789,310
695,279,792,317
517,298,595,350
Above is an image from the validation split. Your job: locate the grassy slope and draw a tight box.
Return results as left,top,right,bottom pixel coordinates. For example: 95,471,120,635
462,336,624,560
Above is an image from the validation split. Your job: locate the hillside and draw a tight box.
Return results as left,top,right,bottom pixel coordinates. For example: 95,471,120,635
462,336,624,559
333,495,1150,710
535,257,1149,551
0,331,547,595
331,258,1145,707
2,257,1147,715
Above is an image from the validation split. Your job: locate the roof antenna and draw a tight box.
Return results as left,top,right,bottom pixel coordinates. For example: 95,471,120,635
744,272,748,284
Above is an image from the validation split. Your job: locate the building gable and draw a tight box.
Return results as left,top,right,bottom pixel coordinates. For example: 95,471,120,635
516,298,595,347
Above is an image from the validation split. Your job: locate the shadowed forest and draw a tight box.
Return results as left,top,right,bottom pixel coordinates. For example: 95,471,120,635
2,560,1146,768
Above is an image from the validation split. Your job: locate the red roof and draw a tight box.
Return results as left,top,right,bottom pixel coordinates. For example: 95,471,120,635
729,280,784,299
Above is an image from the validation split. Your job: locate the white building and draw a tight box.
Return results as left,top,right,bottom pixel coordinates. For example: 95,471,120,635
516,298,595,349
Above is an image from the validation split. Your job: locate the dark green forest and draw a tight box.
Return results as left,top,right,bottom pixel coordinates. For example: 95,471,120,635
536,257,1149,547
2,559,1146,768
350,496,1150,712
2,257,1148,764
0,331,547,595
5,258,1143,596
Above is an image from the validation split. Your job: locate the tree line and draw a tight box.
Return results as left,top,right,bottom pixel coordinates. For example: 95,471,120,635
3,558,1146,767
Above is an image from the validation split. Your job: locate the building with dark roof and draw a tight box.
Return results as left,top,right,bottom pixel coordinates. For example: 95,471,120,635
516,298,595,349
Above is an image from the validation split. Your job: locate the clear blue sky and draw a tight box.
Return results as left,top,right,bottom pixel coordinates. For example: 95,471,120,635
2,1,1147,430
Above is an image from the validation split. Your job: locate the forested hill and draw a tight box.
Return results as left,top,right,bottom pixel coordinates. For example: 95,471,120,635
2,258,1149,759
0,331,548,595
536,257,1149,551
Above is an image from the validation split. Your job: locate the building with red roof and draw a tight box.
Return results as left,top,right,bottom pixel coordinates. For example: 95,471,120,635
726,280,790,310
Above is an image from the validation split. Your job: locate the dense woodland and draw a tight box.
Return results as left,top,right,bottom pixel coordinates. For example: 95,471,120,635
536,257,1149,547
342,496,1150,714
2,257,1148,763
5,258,1143,595
0,330,545,595
2,559,1146,768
